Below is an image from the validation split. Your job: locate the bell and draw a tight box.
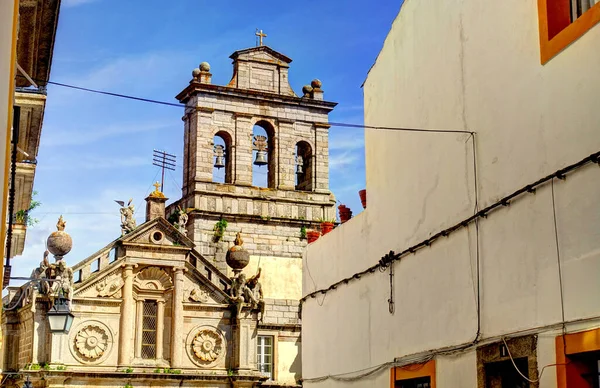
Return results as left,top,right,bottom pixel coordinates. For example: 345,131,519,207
253,150,268,166
214,156,225,169
296,163,303,174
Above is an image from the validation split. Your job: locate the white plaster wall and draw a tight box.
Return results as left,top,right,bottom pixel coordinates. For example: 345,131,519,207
302,0,600,386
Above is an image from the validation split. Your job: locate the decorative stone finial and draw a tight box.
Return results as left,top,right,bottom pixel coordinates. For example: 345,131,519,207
199,62,211,72
47,215,73,260
302,85,313,97
150,181,165,198
311,79,322,89
226,232,250,273
56,215,66,231
192,68,201,79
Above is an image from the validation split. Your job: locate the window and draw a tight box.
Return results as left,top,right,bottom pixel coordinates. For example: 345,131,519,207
213,131,233,184
91,258,100,273
141,301,158,359
257,335,274,379
74,269,82,283
395,377,431,388
109,247,117,263
252,121,276,188
295,141,313,191
556,327,600,388
538,0,600,63
484,358,530,388
391,360,435,388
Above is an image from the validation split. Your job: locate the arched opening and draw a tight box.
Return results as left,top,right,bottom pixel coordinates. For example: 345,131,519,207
252,121,275,188
213,131,232,184
295,141,313,191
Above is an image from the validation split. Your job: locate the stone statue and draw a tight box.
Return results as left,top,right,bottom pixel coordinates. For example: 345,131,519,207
115,198,136,235
246,268,265,322
175,205,188,235
229,269,265,322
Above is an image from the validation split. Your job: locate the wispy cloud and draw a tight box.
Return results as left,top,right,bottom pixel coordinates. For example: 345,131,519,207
62,0,99,8
329,151,359,171
39,155,149,171
42,120,174,147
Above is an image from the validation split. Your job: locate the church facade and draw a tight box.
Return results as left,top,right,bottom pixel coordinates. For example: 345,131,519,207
1,43,337,388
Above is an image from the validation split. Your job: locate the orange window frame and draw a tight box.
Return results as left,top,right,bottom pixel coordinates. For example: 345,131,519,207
390,360,436,388
538,0,600,63
555,327,600,388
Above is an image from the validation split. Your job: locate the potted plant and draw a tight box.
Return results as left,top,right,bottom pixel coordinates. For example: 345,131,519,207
358,189,367,209
213,218,228,241
307,230,321,243
338,204,352,224
320,219,335,235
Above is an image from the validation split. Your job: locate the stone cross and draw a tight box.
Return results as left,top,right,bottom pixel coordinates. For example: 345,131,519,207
255,29,267,46
153,181,161,192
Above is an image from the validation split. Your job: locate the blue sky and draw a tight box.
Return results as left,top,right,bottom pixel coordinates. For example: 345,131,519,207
16,0,402,277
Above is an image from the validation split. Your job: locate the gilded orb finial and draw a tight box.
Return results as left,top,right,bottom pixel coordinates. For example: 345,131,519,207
56,215,66,231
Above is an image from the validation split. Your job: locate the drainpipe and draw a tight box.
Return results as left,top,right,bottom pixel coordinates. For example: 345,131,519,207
3,105,19,288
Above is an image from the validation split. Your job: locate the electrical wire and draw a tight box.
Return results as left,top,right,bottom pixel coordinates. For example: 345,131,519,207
501,337,567,383
20,76,475,135
551,178,568,354
300,150,600,303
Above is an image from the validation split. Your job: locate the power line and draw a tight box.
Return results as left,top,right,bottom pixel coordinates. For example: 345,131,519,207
38,78,473,134
300,150,600,304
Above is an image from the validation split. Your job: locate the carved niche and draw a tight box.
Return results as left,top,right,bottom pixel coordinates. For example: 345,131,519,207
186,325,226,367
134,267,173,291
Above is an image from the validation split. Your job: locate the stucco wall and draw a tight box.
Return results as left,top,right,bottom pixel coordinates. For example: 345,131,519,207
302,0,600,386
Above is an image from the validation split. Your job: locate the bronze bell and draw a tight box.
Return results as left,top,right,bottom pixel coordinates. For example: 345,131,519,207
253,150,268,166
214,156,225,169
296,163,303,174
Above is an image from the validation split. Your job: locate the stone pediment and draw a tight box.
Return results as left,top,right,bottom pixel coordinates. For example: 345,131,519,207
229,46,292,66
121,217,195,249
74,266,124,298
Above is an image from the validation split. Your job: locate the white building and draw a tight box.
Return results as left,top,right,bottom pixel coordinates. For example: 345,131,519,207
301,0,600,387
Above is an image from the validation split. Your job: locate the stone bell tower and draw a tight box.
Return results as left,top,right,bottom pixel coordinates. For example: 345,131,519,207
172,44,337,296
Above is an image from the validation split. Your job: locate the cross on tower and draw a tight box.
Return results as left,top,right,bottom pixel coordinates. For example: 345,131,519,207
255,29,267,46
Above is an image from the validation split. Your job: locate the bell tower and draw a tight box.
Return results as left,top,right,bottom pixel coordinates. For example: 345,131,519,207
173,45,337,287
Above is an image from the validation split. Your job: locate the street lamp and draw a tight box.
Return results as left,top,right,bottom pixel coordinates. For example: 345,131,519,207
47,291,74,334
22,376,33,388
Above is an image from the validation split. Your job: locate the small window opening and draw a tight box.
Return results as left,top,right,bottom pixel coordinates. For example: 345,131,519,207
257,335,274,379
295,141,313,191
91,258,100,273
213,131,232,183
252,122,275,188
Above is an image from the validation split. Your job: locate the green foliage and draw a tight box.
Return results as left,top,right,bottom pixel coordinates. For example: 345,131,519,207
213,218,228,241
15,191,41,227
56,365,67,371
300,226,307,239
124,367,134,373
124,384,134,388
167,212,178,225
227,368,235,377
153,368,162,373
160,368,182,374
26,363,41,370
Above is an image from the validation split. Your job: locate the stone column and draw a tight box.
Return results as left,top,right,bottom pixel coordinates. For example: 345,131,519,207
277,120,296,190
118,264,135,366
234,114,253,186
170,267,185,367
232,315,258,372
314,123,331,194
134,299,143,359
156,300,165,360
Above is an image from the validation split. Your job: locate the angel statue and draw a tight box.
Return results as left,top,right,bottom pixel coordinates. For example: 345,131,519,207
246,268,265,322
115,198,136,236
175,205,188,235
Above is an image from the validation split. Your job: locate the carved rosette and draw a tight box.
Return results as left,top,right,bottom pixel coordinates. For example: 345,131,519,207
74,324,109,361
187,326,226,367
70,320,113,364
